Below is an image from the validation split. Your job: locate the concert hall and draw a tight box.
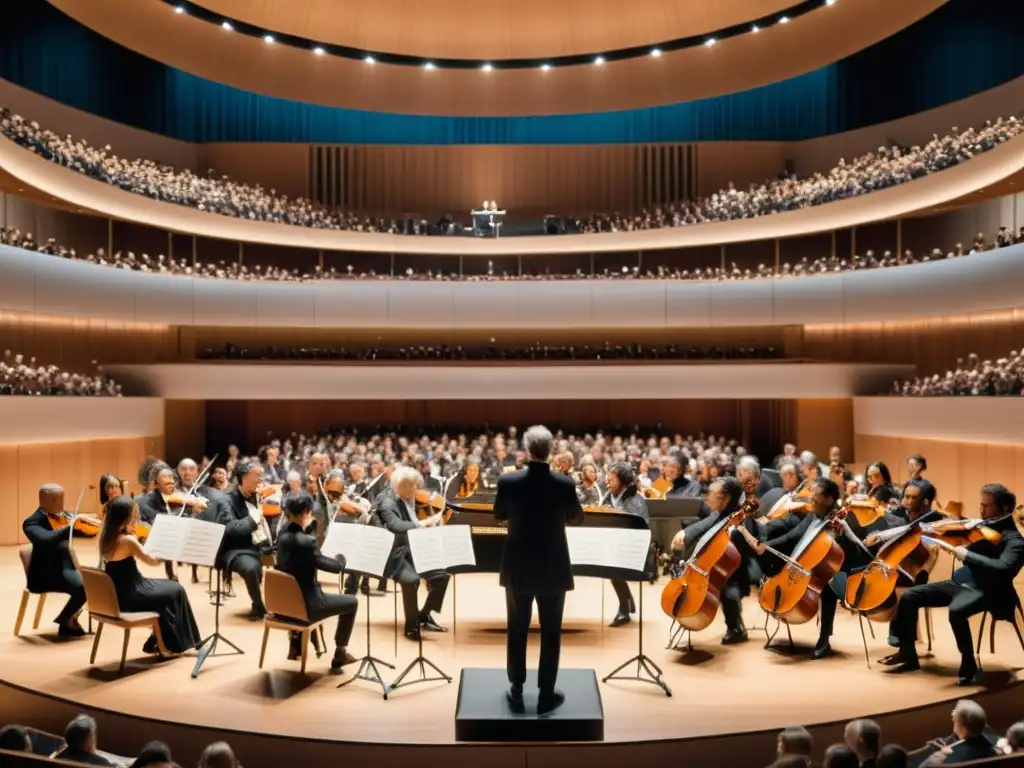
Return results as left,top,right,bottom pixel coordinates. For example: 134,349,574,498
2,0,1024,766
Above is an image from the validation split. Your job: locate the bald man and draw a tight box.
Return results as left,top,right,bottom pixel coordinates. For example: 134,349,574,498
22,484,93,636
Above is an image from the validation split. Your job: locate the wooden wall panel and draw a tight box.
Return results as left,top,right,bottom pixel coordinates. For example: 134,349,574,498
0,436,162,545
794,399,853,463
164,401,207,467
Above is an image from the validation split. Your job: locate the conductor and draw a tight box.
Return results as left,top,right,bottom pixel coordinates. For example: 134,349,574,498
494,425,584,714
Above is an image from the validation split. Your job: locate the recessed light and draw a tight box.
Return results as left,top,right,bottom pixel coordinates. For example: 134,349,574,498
423,61,435,70
364,55,375,64
594,56,605,65
263,34,275,43
751,24,760,33
705,38,716,47
650,48,662,57
540,63,551,71
221,21,232,30
481,63,493,72
826,0,836,5
313,47,325,56
779,15,790,23
174,5,185,14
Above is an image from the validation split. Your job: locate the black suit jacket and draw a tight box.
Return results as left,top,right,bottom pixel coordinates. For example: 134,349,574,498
955,516,1024,616
664,477,702,499
941,735,997,763
375,492,423,580
23,509,75,592
493,462,584,595
205,488,260,570
421,474,442,494
53,747,113,766
276,522,345,621
136,489,168,525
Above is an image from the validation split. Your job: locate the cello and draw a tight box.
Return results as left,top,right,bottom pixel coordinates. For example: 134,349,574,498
642,476,672,500
759,506,846,625
766,481,813,520
660,499,759,631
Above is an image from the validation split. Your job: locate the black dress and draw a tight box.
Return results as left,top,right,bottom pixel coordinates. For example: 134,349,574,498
104,557,201,653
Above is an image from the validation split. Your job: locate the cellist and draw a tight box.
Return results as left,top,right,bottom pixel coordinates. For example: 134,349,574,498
669,477,760,644
883,483,1024,685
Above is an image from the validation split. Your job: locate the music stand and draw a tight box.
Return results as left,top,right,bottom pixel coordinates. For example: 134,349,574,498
387,569,453,694
601,573,671,697
193,566,244,678
338,570,394,698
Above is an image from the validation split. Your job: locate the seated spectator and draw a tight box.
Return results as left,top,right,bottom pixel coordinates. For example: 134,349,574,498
130,741,173,768
776,726,814,765
198,742,238,768
0,724,31,752
876,745,908,768
769,757,813,768
51,714,112,766
845,718,882,767
824,745,860,768
0,351,122,396
997,721,1024,755
892,347,1024,396
922,699,997,765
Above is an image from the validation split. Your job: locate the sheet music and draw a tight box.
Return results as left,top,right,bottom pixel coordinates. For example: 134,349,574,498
566,528,651,572
406,526,477,573
320,523,395,578
143,515,225,567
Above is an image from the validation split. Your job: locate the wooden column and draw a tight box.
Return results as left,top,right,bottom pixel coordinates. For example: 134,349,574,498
107,219,114,256
896,219,903,262
774,240,781,274
192,236,197,269
851,226,857,258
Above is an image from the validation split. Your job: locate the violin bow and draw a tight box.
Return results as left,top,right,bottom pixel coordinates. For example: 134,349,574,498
66,483,97,552
176,454,219,517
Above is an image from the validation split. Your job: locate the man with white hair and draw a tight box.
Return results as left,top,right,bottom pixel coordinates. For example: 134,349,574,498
494,425,583,714
375,466,450,640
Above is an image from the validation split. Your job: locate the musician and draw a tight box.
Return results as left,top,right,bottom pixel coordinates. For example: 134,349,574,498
365,460,393,505
207,465,230,492
662,456,702,498
456,460,482,498
907,454,928,483
495,425,584,713
414,454,442,493
576,461,603,505
98,474,124,508
605,462,649,627
375,466,450,640
259,445,284,485
276,490,358,670
138,466,208,581
285,470,303,494
208,461,270,619
864,462,898,504
773,443,799,471
760,462,801,514
739,478,847,658
346,462,369,497
137,456,168,494
800,451,823,483
670,477,760,643
22,484,99,637
885,483,1024,684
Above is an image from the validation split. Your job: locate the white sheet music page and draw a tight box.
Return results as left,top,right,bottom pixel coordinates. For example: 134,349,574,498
566,528,651,572
440,525,476,568
321,524,394,577
143,515,188,561
178,519,225,568
406,527,445,573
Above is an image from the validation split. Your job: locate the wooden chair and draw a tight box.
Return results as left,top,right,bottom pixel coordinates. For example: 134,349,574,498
14,546,51,636
976,590,1024,659
260,570,326,675
79,566,169,673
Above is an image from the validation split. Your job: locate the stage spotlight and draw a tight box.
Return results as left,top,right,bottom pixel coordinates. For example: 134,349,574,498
650,48,661,57
263,34,275,44
313,47,325,56
594,56,605,65
221,21,232,31
365,55,376,64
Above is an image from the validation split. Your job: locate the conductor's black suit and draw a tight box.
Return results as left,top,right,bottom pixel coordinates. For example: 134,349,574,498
494,461,584,695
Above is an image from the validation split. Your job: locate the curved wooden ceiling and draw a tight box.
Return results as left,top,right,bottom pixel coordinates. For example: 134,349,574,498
187,0,798,61
48,0,946,116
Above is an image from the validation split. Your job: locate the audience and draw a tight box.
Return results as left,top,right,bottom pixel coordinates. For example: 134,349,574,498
3,106,1019,239
198,742,238,768
0,724,31,752
129,741,174,768
998,721,1024,755
891,349,1024,396
876,745,909,768
822,745,860,768
775,726,814,765
922,699,998,765
199,342,780,363
0,350,122,397
845,719,882,767
51,714,112,766
2,222,1020,285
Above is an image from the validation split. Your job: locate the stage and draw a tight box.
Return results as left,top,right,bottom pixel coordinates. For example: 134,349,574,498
1,540,1022,766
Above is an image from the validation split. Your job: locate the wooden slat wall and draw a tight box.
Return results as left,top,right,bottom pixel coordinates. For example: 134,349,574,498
853,434,1024,512
0,435,164,546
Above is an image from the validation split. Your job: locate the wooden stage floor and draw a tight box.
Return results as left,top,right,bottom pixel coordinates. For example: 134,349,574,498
1,540,1022,747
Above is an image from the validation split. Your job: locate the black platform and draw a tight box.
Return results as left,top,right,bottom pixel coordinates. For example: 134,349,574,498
454,668,604,742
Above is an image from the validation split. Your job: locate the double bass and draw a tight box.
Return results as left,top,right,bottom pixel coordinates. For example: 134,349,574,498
759,506,846,625
660,499,759,631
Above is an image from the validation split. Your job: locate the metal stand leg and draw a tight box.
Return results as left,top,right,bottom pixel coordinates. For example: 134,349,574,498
857,613,871,669
387,623,452,695
192,569,244,678
666,620,692,652
338,584,394,698
602,581,671,696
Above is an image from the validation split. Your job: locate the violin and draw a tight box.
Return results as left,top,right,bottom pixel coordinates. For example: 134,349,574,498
642,476,672,500
322,476,371,519
44,509,102,537
661,499,760,631
919,515,1006,547
766,483,813,520
759,506,846,625
415,489,452,523
839,495,889,528
258,483,283,518
164,492,210,511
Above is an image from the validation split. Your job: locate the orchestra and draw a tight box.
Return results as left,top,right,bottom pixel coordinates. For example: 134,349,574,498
17,436,1024,694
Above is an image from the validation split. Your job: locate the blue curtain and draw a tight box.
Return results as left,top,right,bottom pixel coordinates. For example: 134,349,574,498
0,0,1021,144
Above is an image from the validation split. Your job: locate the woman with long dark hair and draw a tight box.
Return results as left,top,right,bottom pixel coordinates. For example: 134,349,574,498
98,496,201,655
864,462,897,504
98,474,124,508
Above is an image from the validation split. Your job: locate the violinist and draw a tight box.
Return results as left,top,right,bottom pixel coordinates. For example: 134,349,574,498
669,477,760,643
346,462,368,497
759,462,801,515
738,479,848,658
884,483,1024,685
259,445,284,485
22,483,99,637
210,461,271,619
98,474,125,509
800,451,823,484
605,462,649,627
662,456,702,498
415,454,443,493
138,466,209,581
864,462,898,504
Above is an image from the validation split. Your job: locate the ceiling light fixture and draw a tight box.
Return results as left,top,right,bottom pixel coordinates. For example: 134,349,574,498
481,63,493,72
423,61,435,70
263,34,275,43
364,55,376,64
594,56,605,65
650,48,662,57
779,15,790,23
540,63,551,71
174,5,185,14
313,47,325,56
705,38,716,47
826,0,836,4
221,20,232,30
751,24,760,33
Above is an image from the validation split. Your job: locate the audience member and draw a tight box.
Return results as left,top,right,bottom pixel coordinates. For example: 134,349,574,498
776,726,814,764
997,720,1024,755
844,719,882,767
52,714,113,766
129,741,173,768
0,350,122,396
198,741,238,768
875,745,908,768
0,724,31,752
891,348,1024,396
922,699,997,765
823,744,860,768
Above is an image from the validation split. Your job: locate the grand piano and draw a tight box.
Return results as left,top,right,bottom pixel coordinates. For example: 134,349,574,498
444,490,651,581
